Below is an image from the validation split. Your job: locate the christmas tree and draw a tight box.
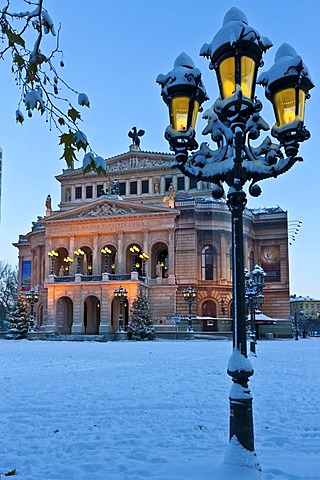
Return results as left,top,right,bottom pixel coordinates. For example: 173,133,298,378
128,291,155,340
6,293,30,339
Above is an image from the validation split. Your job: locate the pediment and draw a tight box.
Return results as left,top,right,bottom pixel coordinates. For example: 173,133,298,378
41,197,178,223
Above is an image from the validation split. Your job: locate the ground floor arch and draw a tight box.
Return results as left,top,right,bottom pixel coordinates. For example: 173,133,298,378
84,295,100,334
56,296,73,333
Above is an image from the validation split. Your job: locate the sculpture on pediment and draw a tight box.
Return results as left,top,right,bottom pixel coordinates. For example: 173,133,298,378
128,127,145,151
78,203,136,218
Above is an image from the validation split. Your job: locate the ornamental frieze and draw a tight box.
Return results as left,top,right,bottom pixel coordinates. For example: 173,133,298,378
78,203,136,218
107,156,170,171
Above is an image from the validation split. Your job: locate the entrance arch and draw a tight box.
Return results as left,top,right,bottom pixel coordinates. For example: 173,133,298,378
56,297,73,333
84,295,100,334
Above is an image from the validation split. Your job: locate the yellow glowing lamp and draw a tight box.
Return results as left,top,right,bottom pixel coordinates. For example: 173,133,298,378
101,246,112,255
259,44,314,135
213,45,259,101
157,53,208,135
170,96,200,132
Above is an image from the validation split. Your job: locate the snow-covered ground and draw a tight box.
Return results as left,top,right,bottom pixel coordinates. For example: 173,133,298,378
1,338,319,480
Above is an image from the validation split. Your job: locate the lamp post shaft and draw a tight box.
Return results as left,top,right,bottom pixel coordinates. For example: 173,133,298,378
118,300,124,331
188,299,193,332
228,189,247,355
227,188,254,452
250,297,257,355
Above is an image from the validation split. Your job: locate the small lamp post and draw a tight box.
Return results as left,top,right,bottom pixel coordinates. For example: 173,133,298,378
244,265,266,355
63,256,73,274
129,245,140,272
101,246,112,273
114,285,128,332
26,288,39,330
139,252,149,278
74,249,85,274
158,7,313,456
48,250,58,275
220,298,226,316
183,286,197,332
292,309,303,340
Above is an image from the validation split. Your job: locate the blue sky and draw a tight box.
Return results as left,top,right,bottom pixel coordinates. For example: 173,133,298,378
0,0,319,297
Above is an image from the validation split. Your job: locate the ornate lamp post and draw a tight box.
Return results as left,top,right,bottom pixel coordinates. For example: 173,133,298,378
26,288,39,330
48,250,58,275
157,7,313,456
63,256,73,275
183,286,197,332
74,249,85,274
129,245,140,272
114,285,128,332
101,246,112,273
244,265,266,355
139,252,149,278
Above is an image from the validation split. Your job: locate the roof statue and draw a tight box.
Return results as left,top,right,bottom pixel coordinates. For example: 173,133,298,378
128,127,145,151
45,194,52,216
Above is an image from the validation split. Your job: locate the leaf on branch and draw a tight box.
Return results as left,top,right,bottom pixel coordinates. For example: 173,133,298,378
59,131,76,148
82,153,106,174
78,93,90,108
15,110,24,124
67,108,81,122
4,468,17,476
60,145,77,168
58,118,65,126
75,130,88,151
4,29,25,48
13,54,25,68
24,88,45,114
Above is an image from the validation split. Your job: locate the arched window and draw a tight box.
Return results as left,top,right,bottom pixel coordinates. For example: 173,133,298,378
202,300,217,317
201,245,217,280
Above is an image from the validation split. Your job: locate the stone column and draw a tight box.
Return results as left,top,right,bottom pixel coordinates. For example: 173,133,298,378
220,232,227,281
168,228,176,284
117,231,124,273
71,287,84,333
92,233,99,275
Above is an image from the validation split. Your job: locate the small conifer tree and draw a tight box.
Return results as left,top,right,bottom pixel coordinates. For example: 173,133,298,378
6,293,29,339
128,291,155,340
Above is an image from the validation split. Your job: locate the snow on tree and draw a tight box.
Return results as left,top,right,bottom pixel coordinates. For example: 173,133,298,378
0,261,18,330
6,292,29,339
128,291,155,341
0,0,105,174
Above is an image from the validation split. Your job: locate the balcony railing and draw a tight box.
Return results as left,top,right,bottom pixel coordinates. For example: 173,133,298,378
51,273,142,283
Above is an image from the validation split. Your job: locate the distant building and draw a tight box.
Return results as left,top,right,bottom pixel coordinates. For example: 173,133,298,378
290,295,320,334
14,144,290,335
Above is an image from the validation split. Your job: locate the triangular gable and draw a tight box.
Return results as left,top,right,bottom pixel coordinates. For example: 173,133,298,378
41,197,178,223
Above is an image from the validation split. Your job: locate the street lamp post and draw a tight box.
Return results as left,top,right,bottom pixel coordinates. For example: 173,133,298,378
129,245,140,272
114,285,128,332
63,256,73,275
74,249,85,274
183,286,197,332
101,246,112,273
157,7,313,456
26,288,39,330
139,252,149,278
48,250,58,275
292,309,303,340
244,265,266,355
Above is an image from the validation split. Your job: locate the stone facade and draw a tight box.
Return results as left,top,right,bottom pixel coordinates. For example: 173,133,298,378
14,149,290,334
